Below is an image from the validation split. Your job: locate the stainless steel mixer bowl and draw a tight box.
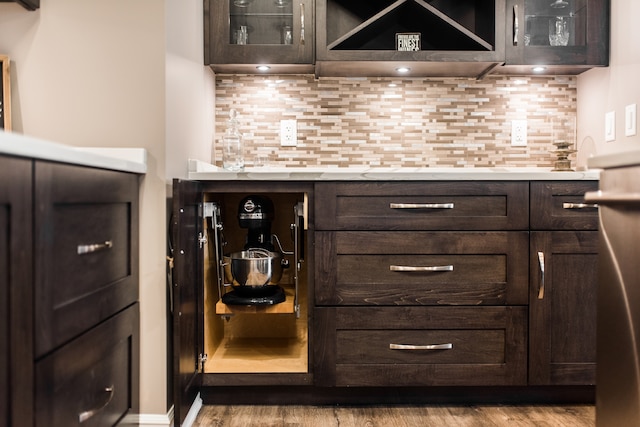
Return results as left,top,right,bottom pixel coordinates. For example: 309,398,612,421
223,249,283,288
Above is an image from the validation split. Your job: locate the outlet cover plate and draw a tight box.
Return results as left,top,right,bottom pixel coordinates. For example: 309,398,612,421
280,119,297,146
511,120,527,146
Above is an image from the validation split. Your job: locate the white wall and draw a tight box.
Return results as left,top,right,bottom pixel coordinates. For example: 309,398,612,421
165,0,215,181
0,0,204,420
577,0,640,161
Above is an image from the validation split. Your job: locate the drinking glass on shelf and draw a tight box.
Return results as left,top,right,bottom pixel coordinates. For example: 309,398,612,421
549,17,569,46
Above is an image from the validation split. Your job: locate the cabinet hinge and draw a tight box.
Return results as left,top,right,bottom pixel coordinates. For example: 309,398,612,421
198,232,207,249
198,353,208,373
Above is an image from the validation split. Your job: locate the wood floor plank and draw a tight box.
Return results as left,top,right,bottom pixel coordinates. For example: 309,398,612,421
193,404,595,427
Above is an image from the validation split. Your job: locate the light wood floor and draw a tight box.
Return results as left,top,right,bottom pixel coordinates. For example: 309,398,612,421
193,404,595,427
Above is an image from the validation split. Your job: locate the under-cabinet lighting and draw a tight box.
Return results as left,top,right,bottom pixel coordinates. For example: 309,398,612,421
532,66,547,72
395,67,411,73
256,65,271,71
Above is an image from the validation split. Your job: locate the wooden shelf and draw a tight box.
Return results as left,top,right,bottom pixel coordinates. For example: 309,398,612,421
215,286,296,315
206,335,308,374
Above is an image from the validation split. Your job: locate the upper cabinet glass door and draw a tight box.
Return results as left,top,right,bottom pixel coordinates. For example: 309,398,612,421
205,0,314,73
523,0,585,48
503,0,609,71
229,0,295,46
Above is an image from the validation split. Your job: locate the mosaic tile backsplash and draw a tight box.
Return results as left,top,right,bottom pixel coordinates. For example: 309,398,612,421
214,75,577,168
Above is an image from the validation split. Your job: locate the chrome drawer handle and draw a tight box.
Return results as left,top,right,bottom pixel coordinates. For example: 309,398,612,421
77,240,113,255
389,203,454,209
390,265,454,272
562,202,598,209
78,385,114,423
537,251,545,300
390,343,453,351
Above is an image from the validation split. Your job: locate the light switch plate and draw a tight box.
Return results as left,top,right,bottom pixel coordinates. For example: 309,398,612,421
605,111,616,142
511,120,527,146
625,104,637,137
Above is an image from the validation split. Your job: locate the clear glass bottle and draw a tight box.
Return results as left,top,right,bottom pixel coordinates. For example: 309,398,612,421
222,109,244,171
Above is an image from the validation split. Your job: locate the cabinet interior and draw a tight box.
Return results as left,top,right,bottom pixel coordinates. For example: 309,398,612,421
524,0,588,47
229,0,294,45
326,0,495,51
202,191,309,374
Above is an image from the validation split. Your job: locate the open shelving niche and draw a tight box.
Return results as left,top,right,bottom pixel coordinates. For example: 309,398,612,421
325,0,495,51
202,191,309,374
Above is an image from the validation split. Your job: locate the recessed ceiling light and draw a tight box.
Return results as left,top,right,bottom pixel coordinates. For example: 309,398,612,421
532,66,547,72
256,65,271,71
395,67,411,73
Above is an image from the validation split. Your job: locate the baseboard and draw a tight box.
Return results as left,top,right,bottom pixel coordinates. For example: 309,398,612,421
182,393,203,427
121,406,174,426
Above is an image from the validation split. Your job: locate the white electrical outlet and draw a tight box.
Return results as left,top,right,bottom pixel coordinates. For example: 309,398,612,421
511,120,527,146
625,104,637,137
605,111,616,142
280,119,297,146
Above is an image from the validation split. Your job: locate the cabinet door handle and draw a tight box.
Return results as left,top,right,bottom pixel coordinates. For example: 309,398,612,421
389,203,454,209
585,190,640,205
390,343,453,351
300,3,305,45
513,5,519,45
78,385,114,423
77,240,113,255
390,264,454,272
537,251,545,300
562,202,598,209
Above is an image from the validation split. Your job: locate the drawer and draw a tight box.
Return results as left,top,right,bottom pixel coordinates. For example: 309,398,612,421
35,304,139,426
530,181,599,230
313,306,527,387
314,182,529,230
315,231,529,305
34,162,139,356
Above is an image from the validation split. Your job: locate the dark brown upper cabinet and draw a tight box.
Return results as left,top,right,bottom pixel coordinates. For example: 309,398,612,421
204,0,314,74
0,0,39,10
498,0,609,74
315,0,506,78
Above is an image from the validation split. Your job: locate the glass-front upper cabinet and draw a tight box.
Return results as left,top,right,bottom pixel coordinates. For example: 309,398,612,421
504,0,609,72
205,0,314,74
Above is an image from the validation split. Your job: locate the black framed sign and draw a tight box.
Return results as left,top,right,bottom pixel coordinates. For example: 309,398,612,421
1,55,11,131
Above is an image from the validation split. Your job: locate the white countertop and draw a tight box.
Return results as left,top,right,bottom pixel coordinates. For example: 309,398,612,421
588,149,640,170
188,159,600,181
0,130,147,174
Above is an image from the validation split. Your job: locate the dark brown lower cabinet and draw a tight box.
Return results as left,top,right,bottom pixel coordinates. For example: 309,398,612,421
172,179,598,419
314,306,527,387
1,154,140,427
0,156,33,426
35,305,139,426
529,231,598,385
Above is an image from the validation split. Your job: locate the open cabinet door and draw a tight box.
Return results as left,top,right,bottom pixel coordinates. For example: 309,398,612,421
171,179,204,426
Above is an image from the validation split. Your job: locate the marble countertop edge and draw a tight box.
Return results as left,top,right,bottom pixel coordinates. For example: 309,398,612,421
187,159,600,181
0,130,147,174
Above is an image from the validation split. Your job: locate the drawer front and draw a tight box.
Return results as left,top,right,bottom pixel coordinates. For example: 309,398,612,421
35,304,139,426
35,162,139,356
530,181,599,230
313,306,527,387
315,231,529,305
315,182,529,230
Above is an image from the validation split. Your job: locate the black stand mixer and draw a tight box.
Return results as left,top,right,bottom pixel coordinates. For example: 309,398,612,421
238,195,276,251
221,195,288,306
